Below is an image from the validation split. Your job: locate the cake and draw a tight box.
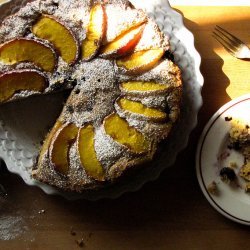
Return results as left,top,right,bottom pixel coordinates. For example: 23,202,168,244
229,119,250,182
0,0,182,192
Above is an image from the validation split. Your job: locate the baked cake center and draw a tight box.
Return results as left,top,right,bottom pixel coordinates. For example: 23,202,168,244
62,59,120,127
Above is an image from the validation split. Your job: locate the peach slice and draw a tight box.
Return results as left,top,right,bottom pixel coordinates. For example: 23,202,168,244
49,123,78,175
38,120,63,166
0,69,48,103
0,38,57,72
78,124,105,181
104,113,151,154
100,24,144,58
81,4,106,61
120,81,168,93
117,98,167,121
116,48,164,74
32,15,79,64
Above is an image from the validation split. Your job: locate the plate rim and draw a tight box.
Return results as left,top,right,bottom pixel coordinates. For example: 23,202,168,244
196,94,250,225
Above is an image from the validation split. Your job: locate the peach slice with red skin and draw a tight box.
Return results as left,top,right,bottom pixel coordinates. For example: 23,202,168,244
104,113,151,154
49,123,78,175
100,24,145,58
81,4,106,61
116,48,164,75
0,38,57,72
0,69,48,103
78,124,105,181
32,15,79,65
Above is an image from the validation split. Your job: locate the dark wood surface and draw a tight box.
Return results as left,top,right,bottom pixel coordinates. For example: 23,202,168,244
1,5,250,250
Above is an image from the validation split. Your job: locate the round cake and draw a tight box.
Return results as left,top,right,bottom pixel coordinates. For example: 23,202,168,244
0,0,182,192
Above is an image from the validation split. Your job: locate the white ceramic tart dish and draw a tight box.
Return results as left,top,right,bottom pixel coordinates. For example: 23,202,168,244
196,94,250,225
0,0,203,200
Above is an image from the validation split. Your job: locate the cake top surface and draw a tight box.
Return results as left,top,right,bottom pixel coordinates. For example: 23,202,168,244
0,0,182,192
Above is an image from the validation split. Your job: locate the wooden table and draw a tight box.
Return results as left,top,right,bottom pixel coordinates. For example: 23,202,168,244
1,4,250,250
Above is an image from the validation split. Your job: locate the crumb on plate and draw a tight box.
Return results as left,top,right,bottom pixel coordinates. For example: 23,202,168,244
207,181,219,195
240,161,250,181
229,162,238,169
225,116,232,122
245,182,250,193
219,167,237,183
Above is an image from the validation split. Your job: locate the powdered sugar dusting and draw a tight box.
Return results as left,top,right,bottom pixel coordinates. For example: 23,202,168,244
94,125,129,169
60,59,119,127
104,4,147,43
0,215,28,241
135,19,170,51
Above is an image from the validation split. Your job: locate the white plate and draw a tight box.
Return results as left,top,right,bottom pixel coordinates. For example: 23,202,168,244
0,0,204,200
196,94,250,225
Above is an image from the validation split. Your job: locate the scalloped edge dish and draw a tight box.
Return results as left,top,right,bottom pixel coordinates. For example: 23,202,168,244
0,0,203,200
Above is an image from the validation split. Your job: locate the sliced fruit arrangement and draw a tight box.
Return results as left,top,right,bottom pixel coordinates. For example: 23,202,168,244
116,98,167,122
100,24,145,58
32,15,79,64
0,38,57,72
0,69,48,103
44,122,105,180
78,124,105,181
49,123,78,175
116,48,164,74
104,113,151,154
81,4,106,61
120,81,168,94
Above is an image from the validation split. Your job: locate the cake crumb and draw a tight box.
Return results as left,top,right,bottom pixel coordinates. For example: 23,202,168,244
38,209,45,214
240,161,250,181
207,181,219,195
245,182,250,192
229,162,238,169
75,238,85,248
70,227,76,236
